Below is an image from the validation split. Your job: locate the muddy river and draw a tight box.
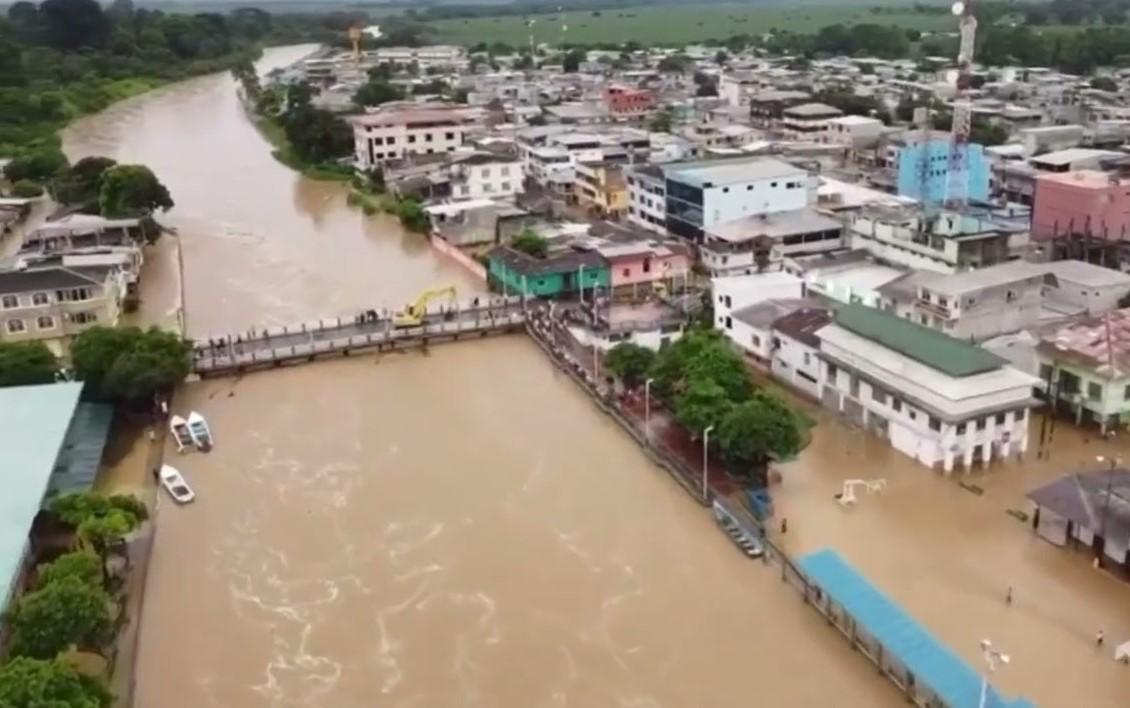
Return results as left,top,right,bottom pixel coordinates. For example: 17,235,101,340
62,46,903,707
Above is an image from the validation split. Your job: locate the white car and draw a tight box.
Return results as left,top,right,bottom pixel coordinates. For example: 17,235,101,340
159,465,195,504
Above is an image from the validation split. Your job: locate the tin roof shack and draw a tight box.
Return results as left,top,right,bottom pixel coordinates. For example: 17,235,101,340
486,246,609,298
1027,467,1130,574
1036,308,1130,434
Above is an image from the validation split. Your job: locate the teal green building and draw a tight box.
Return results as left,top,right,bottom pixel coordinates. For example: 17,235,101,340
487,246,610,298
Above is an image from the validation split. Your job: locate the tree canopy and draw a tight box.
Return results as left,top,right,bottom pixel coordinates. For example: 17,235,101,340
36,551,103,591
278,82,352,166
717,391,806,481
97,164,173,218
52,156,116,206
353,79,404,107
6,577,114,659
562,48,586,73
0,341,58,388
0,657,111,708
510,228,548,259
70,326,191,402
48,492,148,558
604,342,655,390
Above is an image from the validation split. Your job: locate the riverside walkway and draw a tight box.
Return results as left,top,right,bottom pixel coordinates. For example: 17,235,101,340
191,297,527,377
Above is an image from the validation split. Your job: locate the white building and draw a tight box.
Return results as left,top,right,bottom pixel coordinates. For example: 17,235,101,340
626,164,667,234
825,115,884,149
780,103,844,143
450,153,524,201
817,304,1042,473
713,271,804,333
785,250,906,308
701,207,843,276
525,146,575,196
350,108,475,169
770,307,833,398
665,157,810,241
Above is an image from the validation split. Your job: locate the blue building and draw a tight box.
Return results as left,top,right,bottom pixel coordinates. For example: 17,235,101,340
896,139,989,206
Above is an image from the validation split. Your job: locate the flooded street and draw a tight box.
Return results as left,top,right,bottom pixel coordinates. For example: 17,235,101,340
64,47,899,707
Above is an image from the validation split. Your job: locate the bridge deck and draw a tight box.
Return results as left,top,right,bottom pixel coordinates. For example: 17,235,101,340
192,299,527,376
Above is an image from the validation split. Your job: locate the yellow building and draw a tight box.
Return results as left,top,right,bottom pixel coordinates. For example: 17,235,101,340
574,162,629,219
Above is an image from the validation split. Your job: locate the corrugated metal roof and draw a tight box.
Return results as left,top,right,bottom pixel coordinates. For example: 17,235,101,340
834,303,1006,377
49,402,113,497
0,382,83,606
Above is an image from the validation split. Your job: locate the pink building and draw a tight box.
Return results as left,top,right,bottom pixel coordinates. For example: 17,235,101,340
597,242,691,291
1031,170,1130,242
603,85,656,117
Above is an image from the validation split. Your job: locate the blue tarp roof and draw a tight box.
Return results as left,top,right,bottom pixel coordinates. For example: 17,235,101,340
799,549,1036,708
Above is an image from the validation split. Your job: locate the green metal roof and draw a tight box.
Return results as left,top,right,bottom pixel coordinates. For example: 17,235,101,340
0,382,83,608
835,303,1006,377
49,402,113,496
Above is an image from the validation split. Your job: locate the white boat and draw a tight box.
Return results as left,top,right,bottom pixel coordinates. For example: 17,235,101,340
159,465,195,504
187,411,213,452
169,415,194,453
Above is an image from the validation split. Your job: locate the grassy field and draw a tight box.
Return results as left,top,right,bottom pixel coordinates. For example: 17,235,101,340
425,4,956,46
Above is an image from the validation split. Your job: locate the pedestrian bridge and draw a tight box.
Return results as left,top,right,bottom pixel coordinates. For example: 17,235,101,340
191,297,528,377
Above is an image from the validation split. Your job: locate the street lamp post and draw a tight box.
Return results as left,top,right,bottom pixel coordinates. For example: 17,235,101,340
703,425,715,501
578,264,586,304
978,639,1011,708
1096,453,1121,552
644,377,655,440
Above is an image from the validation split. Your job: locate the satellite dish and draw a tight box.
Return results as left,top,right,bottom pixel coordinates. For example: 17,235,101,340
952,1,965,15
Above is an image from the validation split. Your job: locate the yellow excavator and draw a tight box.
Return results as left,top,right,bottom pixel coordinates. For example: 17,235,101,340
394,285,457,328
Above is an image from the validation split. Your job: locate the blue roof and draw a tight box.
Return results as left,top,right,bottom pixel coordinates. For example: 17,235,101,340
0,382,84,607
799,549,1036,708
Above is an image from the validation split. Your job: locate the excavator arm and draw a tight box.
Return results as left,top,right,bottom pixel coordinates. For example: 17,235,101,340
393,285,457,327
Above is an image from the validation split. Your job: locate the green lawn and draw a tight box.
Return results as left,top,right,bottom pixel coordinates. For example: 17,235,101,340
426,4,956,46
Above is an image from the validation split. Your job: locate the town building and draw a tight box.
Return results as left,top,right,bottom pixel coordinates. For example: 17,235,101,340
1036,308,1130,433
780,103,844,143
626,164,667,234
713,271,804,334
722,297,816,364
0,263,126,358
664,158,809,241
894,136,990,206
817,304,1041,472
574,162,629,219
603,84,656,118
595,241,691,295
785,250,906,308
449,151,525,201
350,107,475,169
770,307,833,398
1031,170,1130,243
1027,467,1130,572
486,246,609,298
0,382,109,611
700,207,843,277
825,116,884,150
749,90,813,126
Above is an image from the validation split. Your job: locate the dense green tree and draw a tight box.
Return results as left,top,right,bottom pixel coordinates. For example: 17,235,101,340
562,47,586,73
716,391,805,482
353,79,404,107
604,342,656,390
279,82,352,165
1091,76,1119,92
510,228,548,258
52,155,116,206
651,330,746,402
0,341,58,387
0,657,111,708
97,164,173,217
7,577,114,659
657,53,691,73
48,492,148,562
11,179,44,197
36,551,103,591
675,375,732,437
3,148,67,182
71,326,191,402
39,0,111,51
396,198,430,233
648,106,674,133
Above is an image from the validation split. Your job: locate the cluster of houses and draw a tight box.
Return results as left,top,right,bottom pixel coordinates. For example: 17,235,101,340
288,41,1130,490
0,213,147,359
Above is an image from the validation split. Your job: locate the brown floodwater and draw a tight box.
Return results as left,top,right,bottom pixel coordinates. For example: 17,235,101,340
61,47,900,707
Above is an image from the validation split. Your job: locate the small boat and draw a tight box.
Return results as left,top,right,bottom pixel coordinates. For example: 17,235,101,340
159,465,195,504
713,501,764,558
187,411,213,452
169,415,194,453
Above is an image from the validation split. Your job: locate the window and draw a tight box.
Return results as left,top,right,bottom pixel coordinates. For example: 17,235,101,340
722,187,729,193
622,268,631,277
975,418,986,431
751,334,760,347
425,133,434,142
460,186,470,196
827,363,837,381
803,352,810,366
408,135,417,144
956,422,966,435
1088,382,1102,401
892,398,902,412
446,132,455,140
5,319,25,333
929,417,941,432
373,137,384,145
1,295,17,309
55,288,92,302
725,316,733,330
483,183,493,193
501,166,510,177
908,409,917,421
871,385,887,404
771,181,778,187
1039,364,1053,381
501,182,511,192
746,184,753,190
387,137,396,145
72,312,97,325
481,168,491,178
995,412,1006,425
1124,383,1130,400
36,315,54,330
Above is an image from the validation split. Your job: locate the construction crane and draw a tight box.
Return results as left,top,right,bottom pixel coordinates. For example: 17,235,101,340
945,0,978,211
394,285,457,328
835,478,887,507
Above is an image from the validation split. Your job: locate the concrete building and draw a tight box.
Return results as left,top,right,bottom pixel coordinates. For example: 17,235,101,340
1043,260,1130,316
780,103,844,143
1031,170,1130,243
1027,467,1130,572
574,162,629,219
664,158,809,241
700,207,843,277
603,84,656,118
0,264,126,358
713,271,804,334
770,307,833,398
626,164,667,234
1036,308,1130,432
595,241,691,294
749,90,812,125
786,250,905,308
825,115,884,149
895,137,990,206
486,247,608,298
351,107,475,169
817,304,1041,472
450,152,525,201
